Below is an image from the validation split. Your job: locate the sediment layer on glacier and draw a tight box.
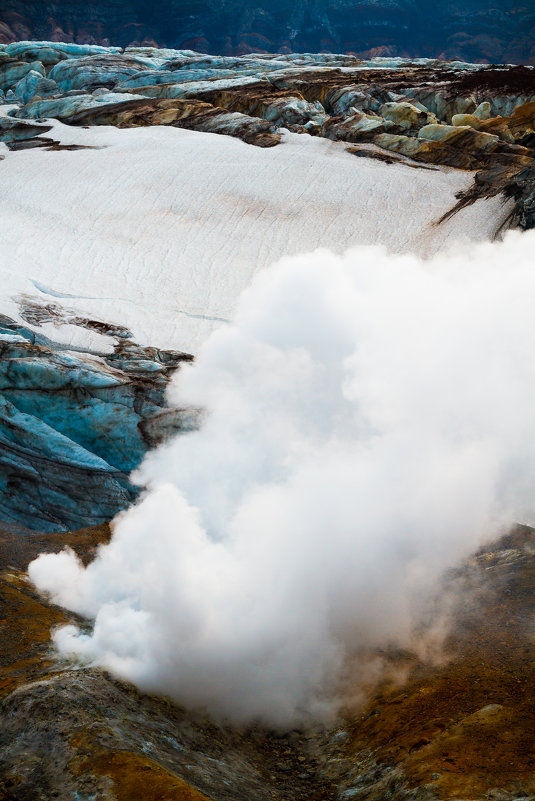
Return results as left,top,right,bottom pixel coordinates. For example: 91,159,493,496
0,44,534,529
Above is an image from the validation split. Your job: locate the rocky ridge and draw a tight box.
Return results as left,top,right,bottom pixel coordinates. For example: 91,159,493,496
2,44,535,228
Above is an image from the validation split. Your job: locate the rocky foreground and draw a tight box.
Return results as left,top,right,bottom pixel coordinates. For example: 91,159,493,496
0,522,534,800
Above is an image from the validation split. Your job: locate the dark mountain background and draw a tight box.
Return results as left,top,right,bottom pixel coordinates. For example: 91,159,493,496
0,0,533,64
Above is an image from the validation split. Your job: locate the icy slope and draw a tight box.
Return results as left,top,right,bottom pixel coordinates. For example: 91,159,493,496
0,314,193,531
0,118,511,354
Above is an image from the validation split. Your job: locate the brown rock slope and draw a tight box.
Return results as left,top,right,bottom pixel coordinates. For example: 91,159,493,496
0,521,534,800
337,525,535,800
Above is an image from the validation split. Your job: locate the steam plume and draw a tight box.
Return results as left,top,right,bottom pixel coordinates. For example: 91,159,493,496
30,230,535,726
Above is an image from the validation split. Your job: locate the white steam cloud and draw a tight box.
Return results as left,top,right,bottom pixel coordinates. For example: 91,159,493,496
30,230,535,727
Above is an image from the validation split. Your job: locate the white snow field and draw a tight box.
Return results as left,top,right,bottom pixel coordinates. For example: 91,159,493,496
0,116,512,354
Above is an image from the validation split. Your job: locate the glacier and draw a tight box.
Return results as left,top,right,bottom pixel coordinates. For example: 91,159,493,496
0,116,513,354
0,44,533,531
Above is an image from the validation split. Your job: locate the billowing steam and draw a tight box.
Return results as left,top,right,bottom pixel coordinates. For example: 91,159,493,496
30,230,535,727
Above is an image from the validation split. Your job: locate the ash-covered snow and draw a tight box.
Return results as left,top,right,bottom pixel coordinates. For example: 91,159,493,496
0,114,511,355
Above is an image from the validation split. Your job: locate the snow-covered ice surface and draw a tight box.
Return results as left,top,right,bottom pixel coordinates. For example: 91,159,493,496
0,115,511,354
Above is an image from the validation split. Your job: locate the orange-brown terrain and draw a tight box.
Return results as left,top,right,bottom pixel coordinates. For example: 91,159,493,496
0,520,533,801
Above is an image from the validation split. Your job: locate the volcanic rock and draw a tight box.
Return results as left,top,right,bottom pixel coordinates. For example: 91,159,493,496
0,524,534,800
451,112,481,129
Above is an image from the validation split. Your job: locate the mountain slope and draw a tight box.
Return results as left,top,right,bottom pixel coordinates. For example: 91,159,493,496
1,0,534,64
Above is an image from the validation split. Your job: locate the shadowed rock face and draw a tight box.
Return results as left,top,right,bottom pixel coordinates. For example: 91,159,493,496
0,0,534,64
0,313,194,532
0,522,534,800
